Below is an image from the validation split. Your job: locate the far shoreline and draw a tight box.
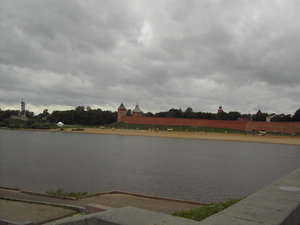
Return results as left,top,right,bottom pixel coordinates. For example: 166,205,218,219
2,127,299,145
47,128,300,145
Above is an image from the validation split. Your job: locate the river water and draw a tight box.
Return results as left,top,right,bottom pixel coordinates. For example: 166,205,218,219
0,129,299,203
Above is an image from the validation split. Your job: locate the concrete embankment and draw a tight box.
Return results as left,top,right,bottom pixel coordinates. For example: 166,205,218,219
0,189,208,224
1,167,299,224
44,167,300,224
199,167,300,224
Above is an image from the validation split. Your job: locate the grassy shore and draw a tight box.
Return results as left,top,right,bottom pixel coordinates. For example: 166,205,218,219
46,188,89,198
172,198,243,222
54,127,300,145
2,122,299,145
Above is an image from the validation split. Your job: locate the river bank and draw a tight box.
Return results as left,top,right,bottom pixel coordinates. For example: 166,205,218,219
51,128,300,145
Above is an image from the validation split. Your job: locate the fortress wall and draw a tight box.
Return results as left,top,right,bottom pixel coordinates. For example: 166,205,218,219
121,116,300,133
121,116,248,131
245,121,300,133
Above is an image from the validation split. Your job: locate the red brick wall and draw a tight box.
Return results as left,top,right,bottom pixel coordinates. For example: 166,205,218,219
121,116,248,131
132,112,142,117
121,116,300,133
246,121,300,133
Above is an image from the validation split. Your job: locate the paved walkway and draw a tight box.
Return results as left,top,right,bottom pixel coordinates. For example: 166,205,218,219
0,188,209,224
0,199,78,224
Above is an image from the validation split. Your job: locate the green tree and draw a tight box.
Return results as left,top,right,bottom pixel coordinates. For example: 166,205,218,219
252,110,269,121
196,112,216,120
126,109,132,116
42,109,49,117
240,114,251,120
155,111,168,117
184,107,196,118
75,106,85,112
81,114,91,125
168,108,183,118
271,114,292,122
1,110,19,120
145,112,153,117
25,111,34,118
227,111,241,120
26,119,35,127
293,108,300,121
216,111,228,120
0,119,9,127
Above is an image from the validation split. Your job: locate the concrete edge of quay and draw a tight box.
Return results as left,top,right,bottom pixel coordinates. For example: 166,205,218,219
37,167,300,225
0,197,85,213
199,167,300,225
0,187,210,206
99,190,211,205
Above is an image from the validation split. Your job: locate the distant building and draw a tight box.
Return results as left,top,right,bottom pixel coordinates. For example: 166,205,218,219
117,103,127,122
57,122,64,126
11,99,27,120
116,103,299,133
21,99,25,115
217,103,223,113
118,103,143,122
266,115,275,122
132,103,143,117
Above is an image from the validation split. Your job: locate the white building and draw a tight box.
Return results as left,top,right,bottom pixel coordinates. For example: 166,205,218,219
57,122,64,126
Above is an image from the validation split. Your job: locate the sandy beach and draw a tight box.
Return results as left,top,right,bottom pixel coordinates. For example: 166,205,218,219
52,128,300,145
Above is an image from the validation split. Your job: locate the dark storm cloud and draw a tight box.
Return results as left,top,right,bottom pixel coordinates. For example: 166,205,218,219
1,0,299,115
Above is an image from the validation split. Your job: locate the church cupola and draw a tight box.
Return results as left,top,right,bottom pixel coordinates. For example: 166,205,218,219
218,103,223,113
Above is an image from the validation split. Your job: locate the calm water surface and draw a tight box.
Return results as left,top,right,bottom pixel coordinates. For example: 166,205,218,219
0,129,299,203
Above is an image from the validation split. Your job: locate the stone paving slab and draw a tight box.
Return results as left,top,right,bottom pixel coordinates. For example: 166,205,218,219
0,189,208,215
0,188,208,224
45,206,202,225
239,194,299,211
274,176,300,187
216,204,292,225
196,214,260,225
0,199,78,224
252,185,300,202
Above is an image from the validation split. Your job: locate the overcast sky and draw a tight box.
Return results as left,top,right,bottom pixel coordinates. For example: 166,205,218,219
1,0,300,116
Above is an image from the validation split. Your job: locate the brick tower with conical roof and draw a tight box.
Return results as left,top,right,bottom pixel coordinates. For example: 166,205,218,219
132,103,143,117
117,103,127,122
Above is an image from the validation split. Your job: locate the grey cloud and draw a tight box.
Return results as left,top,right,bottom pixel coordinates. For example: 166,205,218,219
1,0,142,68
1,0,299,115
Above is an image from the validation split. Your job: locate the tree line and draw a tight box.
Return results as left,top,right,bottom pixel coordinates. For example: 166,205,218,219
1,106,300,126
48,106,117,125
139,107,249,120
137,107,300,122
0,106,117,126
